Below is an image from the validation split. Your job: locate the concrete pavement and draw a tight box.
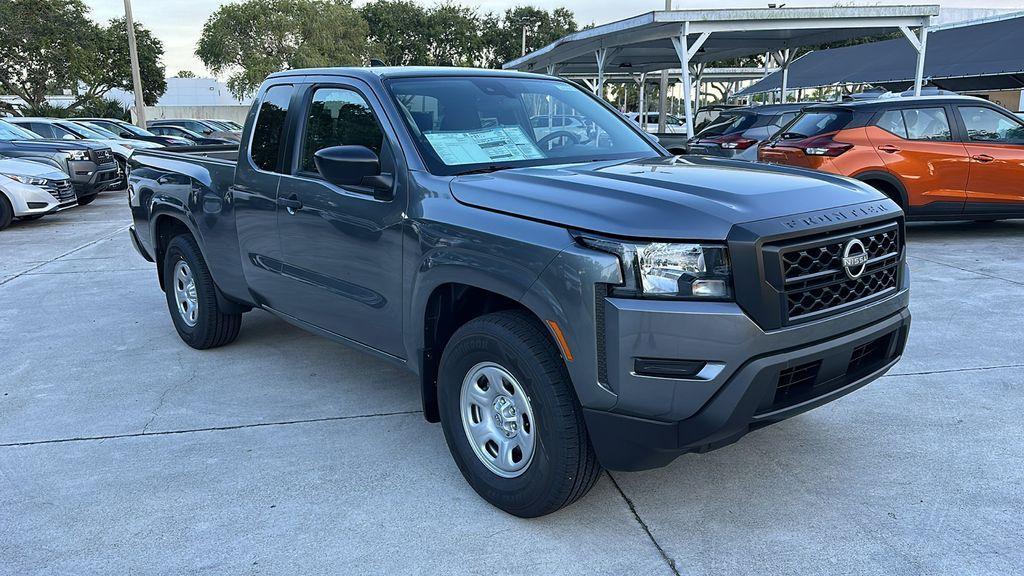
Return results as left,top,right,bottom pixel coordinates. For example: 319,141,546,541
1,193,1022,575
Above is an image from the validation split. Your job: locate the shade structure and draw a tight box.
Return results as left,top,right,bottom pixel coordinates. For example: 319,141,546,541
504,5,937,136
736,12,1024,96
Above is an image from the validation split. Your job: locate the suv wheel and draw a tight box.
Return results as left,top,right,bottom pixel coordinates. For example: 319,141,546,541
438,310,602,517
162,234,242,349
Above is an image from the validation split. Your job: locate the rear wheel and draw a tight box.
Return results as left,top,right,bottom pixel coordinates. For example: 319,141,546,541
438,310,602,517
0,194,12,230
162,234,242,349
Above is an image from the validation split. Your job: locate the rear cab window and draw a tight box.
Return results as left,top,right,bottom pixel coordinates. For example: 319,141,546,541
250,84,293,172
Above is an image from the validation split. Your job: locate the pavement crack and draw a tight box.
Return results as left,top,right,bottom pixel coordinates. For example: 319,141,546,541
608,472,682,576
0,409,424,448
0,225,130,288
908,254,1024,287
884,363,1024,377
142,369,197,434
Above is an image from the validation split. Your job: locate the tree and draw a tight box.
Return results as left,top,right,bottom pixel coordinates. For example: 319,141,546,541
426,3,486,67
0,0,93,110
0,0,166,112
359,0,431,66
197,0,369,99
175,70,197,78
73,17,167,108
483,7,578,68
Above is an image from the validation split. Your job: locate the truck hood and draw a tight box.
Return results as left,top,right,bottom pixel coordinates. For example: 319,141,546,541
449,156,887,240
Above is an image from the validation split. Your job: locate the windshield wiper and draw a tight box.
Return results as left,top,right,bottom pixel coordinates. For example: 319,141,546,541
453,165,517,176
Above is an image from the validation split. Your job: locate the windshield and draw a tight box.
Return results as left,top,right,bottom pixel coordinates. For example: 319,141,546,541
59,122,107,139
696,112,757,138
386,76,658,175
118,122,157,137
77,122,120,139
0,120,40,140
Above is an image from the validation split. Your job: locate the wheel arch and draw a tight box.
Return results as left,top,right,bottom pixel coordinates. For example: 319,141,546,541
853,170,909,211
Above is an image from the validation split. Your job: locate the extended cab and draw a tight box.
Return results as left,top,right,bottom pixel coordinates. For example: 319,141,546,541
128,67,911,517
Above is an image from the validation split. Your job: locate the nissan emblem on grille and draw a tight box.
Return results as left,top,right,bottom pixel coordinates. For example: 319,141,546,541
842,238,869,279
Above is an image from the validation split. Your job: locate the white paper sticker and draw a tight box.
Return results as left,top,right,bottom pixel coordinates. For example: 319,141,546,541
425,126,545,165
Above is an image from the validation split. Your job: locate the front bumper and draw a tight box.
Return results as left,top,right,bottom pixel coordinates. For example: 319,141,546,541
68,159,121,198
584,288,911,471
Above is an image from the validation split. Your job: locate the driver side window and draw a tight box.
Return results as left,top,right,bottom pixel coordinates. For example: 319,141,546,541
299,87,385,174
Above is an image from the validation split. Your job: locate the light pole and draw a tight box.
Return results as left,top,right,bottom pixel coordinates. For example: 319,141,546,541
658,0,671,133
124,0,147,128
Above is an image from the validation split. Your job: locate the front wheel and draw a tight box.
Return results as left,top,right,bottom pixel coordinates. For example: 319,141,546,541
438,310,602,517
163,234,242,349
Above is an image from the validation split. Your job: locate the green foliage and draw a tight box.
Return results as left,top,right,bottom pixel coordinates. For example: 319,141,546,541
78,98,133,121
360,0,431,66
425,4,486,67
483,7,578,68
175,70,198,78
197,0,369,99
0,0,166,112
18,101,76,119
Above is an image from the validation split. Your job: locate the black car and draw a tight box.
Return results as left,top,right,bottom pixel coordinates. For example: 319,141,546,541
71,118,190,147
148,125,234,145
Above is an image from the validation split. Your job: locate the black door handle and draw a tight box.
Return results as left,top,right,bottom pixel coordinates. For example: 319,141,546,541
277,194,303,212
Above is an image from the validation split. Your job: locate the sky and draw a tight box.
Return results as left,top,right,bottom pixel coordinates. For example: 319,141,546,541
88,0,1024,78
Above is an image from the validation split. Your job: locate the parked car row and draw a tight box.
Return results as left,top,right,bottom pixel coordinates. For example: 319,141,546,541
682,93,1024,221
0,114,241,230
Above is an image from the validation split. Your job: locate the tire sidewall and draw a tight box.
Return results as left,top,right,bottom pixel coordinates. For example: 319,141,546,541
0,194,13,230
163,238,204,342
438,320,574,514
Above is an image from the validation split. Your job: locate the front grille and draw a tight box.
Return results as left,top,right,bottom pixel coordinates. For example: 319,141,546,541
774,360,822,407
772,222,901,324
40,178,76,202
92,148,114,164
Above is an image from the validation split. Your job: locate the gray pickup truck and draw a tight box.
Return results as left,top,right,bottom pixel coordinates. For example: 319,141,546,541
128,67,911,517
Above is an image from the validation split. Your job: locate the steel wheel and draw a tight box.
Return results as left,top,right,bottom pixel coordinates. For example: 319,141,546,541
173,260,199,327
459,361,537,478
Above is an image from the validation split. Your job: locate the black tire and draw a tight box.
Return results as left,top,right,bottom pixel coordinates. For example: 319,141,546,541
438,310,602,517
0,194,12,231
163,234,242,349
77,194,97,206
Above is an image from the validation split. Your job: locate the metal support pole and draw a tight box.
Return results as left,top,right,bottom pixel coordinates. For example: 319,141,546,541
658,0,672,133
779,48,791,104
672,25,694,138
638,73,647,130
914,26,929,96
124,0,147,128
595,48,608,99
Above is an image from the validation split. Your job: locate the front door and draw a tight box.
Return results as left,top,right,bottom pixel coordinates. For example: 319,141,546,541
955,105,1024,209
274,81,406,358
866,106,970,214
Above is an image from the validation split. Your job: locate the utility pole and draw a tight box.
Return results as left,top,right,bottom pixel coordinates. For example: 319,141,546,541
124,0,147,128
658,0,671,133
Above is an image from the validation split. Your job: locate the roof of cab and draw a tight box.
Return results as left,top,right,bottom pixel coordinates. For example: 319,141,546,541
267,66,550,81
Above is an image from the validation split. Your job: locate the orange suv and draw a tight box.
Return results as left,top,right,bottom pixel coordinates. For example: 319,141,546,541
759,96,1024,220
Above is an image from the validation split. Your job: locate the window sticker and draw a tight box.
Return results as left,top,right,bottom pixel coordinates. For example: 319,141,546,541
425,126,545,165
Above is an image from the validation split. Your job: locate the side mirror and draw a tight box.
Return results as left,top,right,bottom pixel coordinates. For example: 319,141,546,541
120,131,133,138
314,145,394,200
62,134,77,140
202,129,213,135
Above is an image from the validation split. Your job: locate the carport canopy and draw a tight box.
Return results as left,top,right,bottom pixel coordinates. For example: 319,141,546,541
503,5,938,136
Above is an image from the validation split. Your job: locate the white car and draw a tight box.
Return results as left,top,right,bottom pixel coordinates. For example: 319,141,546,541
0,156,77,230
624,112,689,135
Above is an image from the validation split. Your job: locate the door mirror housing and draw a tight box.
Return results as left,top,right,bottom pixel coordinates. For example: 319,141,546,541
314,145,394,200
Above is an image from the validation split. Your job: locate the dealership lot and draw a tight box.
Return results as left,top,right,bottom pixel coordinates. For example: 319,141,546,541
1,194,1022,575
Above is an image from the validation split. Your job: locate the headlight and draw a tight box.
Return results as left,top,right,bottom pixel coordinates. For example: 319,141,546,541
576,234,733,299
63,149,90,161
0,173,47,186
